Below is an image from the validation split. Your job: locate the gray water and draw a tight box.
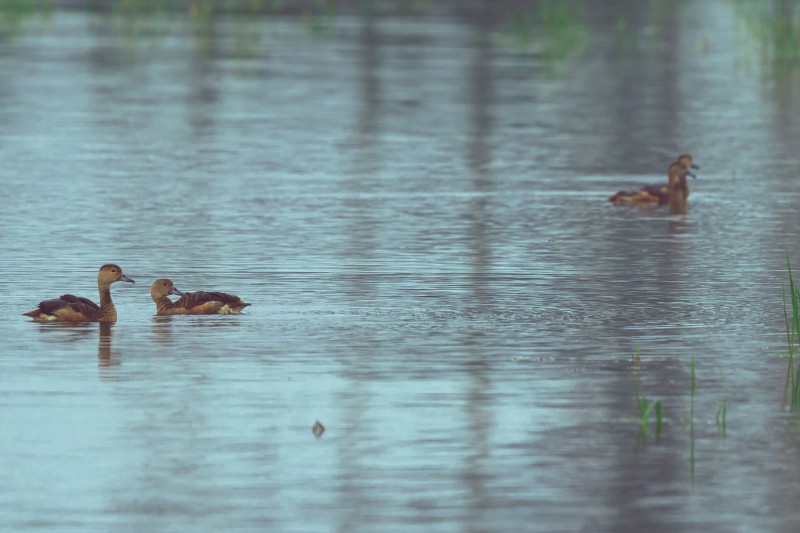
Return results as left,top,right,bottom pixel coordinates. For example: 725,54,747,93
2,2,800,532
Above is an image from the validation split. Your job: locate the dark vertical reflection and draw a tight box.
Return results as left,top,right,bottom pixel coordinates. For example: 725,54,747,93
573,1,682,170
462,3,494,530
151,315,175,354
352,0,381,176
767,2,800,174
768,2,800,264
98,322,120,372
668,215,689,235
186,7,220,139
464,2,494,314
604,227,692,533
609,1,676,166
572,3,693,530
337,4,382,531
466,8,493,189
593,1,688,336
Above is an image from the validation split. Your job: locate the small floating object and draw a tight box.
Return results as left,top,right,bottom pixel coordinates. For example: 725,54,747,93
23,264,134,323
312,420,325,439
149,278,251,315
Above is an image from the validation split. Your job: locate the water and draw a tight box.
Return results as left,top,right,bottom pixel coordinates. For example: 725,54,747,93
2,2,800,532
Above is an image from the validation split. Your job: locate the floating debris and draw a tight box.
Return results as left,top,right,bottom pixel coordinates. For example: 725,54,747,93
312,420,325,439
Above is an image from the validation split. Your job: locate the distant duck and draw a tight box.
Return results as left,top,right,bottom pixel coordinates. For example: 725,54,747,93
23,264,135,322
667,156,696,215
609,154,699,210
150,278,251,315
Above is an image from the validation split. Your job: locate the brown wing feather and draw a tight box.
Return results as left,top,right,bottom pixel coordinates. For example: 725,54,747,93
35,296,102,321
640,184,669,204
174,291,246,310
59,294,101,310
609,183,668,205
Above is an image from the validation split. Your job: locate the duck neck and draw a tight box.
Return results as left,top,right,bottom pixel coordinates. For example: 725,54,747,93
154,297,175,313
98,284,118,322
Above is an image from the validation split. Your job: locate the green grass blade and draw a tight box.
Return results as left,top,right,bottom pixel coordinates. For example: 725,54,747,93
639,400,654,435
654,400,663,437
716,399,727,437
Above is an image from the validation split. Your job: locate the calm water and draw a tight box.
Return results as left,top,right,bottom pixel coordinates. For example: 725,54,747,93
2,2,800,532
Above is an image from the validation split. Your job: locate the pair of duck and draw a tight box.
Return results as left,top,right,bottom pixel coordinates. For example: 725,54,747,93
608,154,699,213
24,264,250,322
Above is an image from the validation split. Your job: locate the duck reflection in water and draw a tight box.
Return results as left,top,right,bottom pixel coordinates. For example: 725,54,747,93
149,313,245,358
31,321,97,342
98,322,120,369
151,315,176,351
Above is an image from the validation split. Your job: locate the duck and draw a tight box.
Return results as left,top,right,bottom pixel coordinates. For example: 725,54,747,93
24,264,135,322
669,154,698,213
609,154,699,208
150,278,251,315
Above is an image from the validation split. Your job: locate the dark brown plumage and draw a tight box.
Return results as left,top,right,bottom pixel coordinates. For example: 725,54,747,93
32,295,102,321
609,154,699,209
150,278,251,315
24,264,135,322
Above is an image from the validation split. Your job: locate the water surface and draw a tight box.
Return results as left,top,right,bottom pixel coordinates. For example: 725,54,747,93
2,3,800,532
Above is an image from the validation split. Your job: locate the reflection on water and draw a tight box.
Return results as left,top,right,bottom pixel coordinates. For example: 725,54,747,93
2,2,800,532
98,322,117,368
498,0,586,67
737,1,800,65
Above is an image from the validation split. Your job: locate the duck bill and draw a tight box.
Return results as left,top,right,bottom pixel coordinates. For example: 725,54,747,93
170,287,185,296
119,274,135,283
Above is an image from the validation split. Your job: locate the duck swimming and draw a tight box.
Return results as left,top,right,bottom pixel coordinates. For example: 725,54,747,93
609,154,699,209
150,278,251,315
24,264,135,322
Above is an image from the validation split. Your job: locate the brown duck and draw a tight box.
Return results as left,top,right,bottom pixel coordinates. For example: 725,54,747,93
24,264,135,322
150,278,251,315
609,154,699,209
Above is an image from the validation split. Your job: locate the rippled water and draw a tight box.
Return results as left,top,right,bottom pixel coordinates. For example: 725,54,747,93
2,2,800,532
